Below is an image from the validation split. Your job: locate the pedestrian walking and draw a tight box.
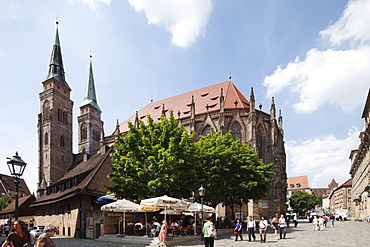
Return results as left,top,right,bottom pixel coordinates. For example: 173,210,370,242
259,216,268,243
313,216,319,230
272,214,279,240
203,216,215,247
293,214,298,227
234,219,243,241
329,214,335,227
158,220,167,246
36,224,58,247
278,214,287,239
246,216,256,242
318,216,324,231
1,220,31,247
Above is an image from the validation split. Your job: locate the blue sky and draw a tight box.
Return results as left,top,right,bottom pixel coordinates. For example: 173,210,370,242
1,0,369,194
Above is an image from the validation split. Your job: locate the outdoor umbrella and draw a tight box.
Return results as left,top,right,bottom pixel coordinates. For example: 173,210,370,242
186,202,215,213
140,195,190,221
94,193,117,204
185,202,215,234
101,199,140,236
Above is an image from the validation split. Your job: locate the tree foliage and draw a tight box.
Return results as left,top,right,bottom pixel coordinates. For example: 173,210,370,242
289,190,322,215
107,113,274,212
0,195,12,211
107,112,198,200
194,129,274,211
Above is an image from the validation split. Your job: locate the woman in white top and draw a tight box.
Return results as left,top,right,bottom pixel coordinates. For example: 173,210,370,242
259,216,269,243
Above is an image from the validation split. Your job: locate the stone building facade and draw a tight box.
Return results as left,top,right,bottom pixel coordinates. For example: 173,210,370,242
118,80,287,218
328,178,352,215
350,89,370,221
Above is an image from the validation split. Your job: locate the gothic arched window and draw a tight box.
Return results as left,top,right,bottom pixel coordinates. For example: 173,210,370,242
44,132,49,146
202,126,211,136
57,108,62,122
92,127,100,141
43,100,50,121
81,123,87,141
231,122,241,141
256,126,265,159
60,135,65,147
62,111,67,124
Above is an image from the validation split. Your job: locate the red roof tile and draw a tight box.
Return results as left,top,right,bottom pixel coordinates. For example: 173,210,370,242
119,80,250,132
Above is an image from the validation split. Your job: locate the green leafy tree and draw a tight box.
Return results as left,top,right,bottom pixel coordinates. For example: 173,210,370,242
289,190,322,215
0,195,12,211
194,129,275,218
107,112,198,200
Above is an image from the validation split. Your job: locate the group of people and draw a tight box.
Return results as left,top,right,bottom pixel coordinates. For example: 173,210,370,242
0,225,10,237
1,220,58,247
312,215,336,230
233,213,298,243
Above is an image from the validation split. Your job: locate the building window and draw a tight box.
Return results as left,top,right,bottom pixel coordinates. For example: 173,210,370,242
60,135,65,147
62,111,67,124
348,189,352,194
92,128,100,141
231,122,241,141
44,132,49,145
296,184,301,188
290,184,294,188
81,123,87,141
43,100,50,121
202,126,211,136
58,108,62,122
256,126,265,159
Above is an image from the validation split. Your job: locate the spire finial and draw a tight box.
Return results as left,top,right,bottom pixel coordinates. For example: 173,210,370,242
228,71,232,80
56,15,59,25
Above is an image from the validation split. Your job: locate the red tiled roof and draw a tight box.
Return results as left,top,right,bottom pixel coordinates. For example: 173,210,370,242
339,178,352,188
119,80,250,132
311,188,329,197
31,148,115,207
287,176,309,190
328,178,338,188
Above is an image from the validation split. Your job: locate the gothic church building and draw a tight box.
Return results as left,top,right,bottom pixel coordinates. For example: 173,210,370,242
32,23,286,237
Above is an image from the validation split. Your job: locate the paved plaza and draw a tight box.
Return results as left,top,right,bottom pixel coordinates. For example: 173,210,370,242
1,219,369,246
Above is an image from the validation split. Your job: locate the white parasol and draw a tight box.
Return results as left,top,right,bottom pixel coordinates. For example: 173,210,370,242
101,199,140,236
140,195,189,221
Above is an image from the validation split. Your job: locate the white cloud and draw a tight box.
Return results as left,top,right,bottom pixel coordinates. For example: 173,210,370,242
127,0,213,47
78,0,111,11
263,0,370,114
264,47,370,113
320,0,370,47
286,127,360,187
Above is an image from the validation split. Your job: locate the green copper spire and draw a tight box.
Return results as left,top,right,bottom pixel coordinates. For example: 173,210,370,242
44,21,71,90
80,56,101,111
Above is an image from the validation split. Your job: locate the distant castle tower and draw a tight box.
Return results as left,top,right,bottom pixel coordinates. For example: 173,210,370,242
77,56,104,154
37,22,73,196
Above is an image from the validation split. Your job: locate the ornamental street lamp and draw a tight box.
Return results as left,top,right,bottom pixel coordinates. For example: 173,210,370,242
198,185,205,232
7,152,27,220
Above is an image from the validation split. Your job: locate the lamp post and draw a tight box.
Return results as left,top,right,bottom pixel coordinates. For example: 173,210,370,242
7,152,27,220
198,185,205,232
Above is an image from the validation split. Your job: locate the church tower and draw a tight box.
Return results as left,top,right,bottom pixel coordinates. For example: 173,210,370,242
37,22,73,196
77,56,103,154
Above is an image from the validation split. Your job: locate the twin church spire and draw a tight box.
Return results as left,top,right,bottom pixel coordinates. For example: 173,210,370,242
44,22,70,90
39,21,103,195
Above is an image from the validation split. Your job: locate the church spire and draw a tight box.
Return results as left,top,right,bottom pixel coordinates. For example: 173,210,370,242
80,55,101,111
44,21,70,89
